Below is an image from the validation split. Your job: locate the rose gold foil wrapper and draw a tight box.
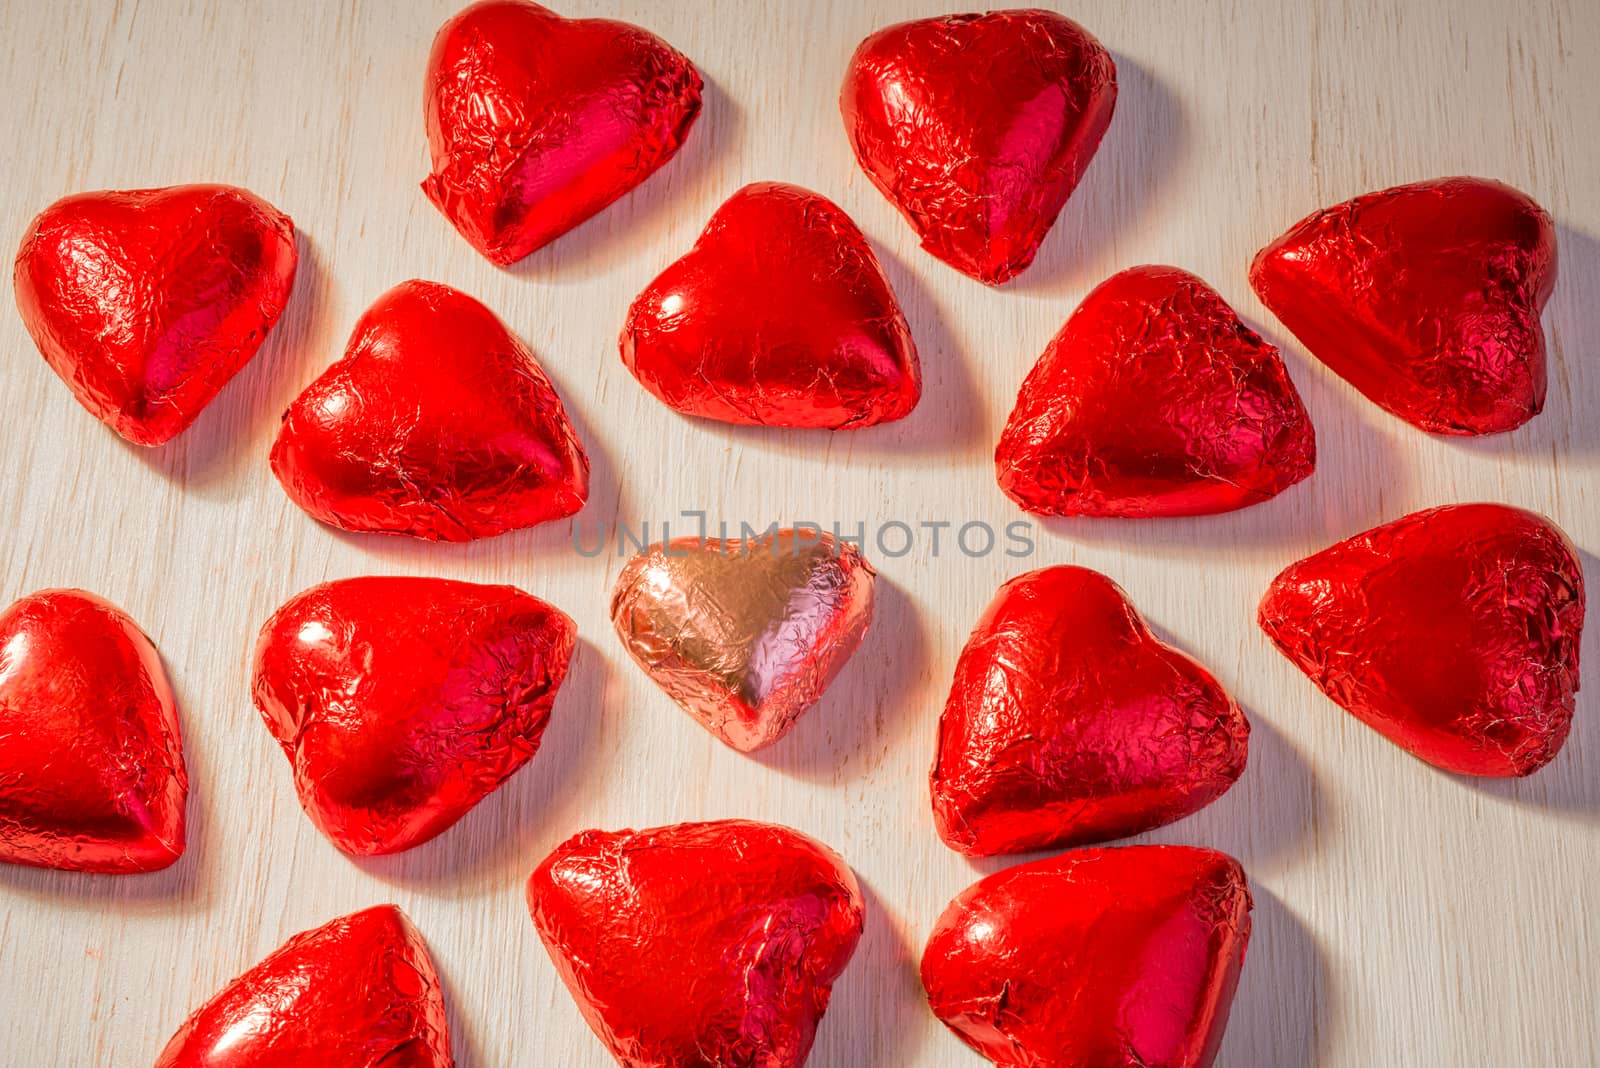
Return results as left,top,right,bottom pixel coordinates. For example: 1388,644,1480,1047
610,528,875,751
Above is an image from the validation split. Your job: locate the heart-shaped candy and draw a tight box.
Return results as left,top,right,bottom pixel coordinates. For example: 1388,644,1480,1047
996,265,1316,517
841,10,1117,284
252,576,576,855
1260,503,1584,776
610,527,875,752
1250,176,1556,435
620,181,921,428
0,589,187,873
923,846,1251,1068
423,0,702,265
931,566,1249,856
529,819,863,1067
155,905,454,1067
271,279,590,541
13,184,297,445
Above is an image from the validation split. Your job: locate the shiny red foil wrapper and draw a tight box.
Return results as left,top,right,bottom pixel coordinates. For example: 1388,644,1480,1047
1260,503,1585,777
922,846,1251,1068
529,819,864,1068
423,0,702,266
610,527,875,752
252,576,575,855
13,184,297,445
931,566,1248,856
1251,176,1556,435
0,590,186,873
271,279,590,541
997,264,1316,517
155,905,454,1067
842,10,1116,284
621,181,921,428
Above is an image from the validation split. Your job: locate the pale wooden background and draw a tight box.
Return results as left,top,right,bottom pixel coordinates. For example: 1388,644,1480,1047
0,1,1595,1064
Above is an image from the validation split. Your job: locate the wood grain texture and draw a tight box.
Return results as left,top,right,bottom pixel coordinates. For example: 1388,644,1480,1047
0,0,1595,1064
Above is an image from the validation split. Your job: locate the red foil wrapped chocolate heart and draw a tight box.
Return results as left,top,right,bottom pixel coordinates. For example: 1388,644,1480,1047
271,279,589,541
931,566,1249,856
923,846,1251,1067
251,576,575,855
996,265,1316,517
620,181,921,428
529,819,864,1067
155,905,454,1067
0,589,186,874
1260,503,1584,776
1250,176,1556,435
610,527,875,752
841,10,1117,284
423,0,702,265
13,184,297,445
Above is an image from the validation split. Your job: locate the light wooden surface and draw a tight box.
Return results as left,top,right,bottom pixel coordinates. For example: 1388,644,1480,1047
0,1,1596,1064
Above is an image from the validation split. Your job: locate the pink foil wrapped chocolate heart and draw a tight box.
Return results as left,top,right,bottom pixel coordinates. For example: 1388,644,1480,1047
610,527,875,752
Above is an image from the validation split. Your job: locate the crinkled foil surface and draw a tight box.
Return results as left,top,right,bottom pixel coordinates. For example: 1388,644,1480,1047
841,10,1117,284
931,566,1249,856
252,576,575,855
155,905,454,1067
528,819,864,1068
1251,176,1556,435
271,279,590,542
423,0,702,265
610,527,876,752
922,846,1252,1068
1260,503,1585,776
0,589,187,873
621,180,921,428
997,264,1316,517
13,183,297,445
